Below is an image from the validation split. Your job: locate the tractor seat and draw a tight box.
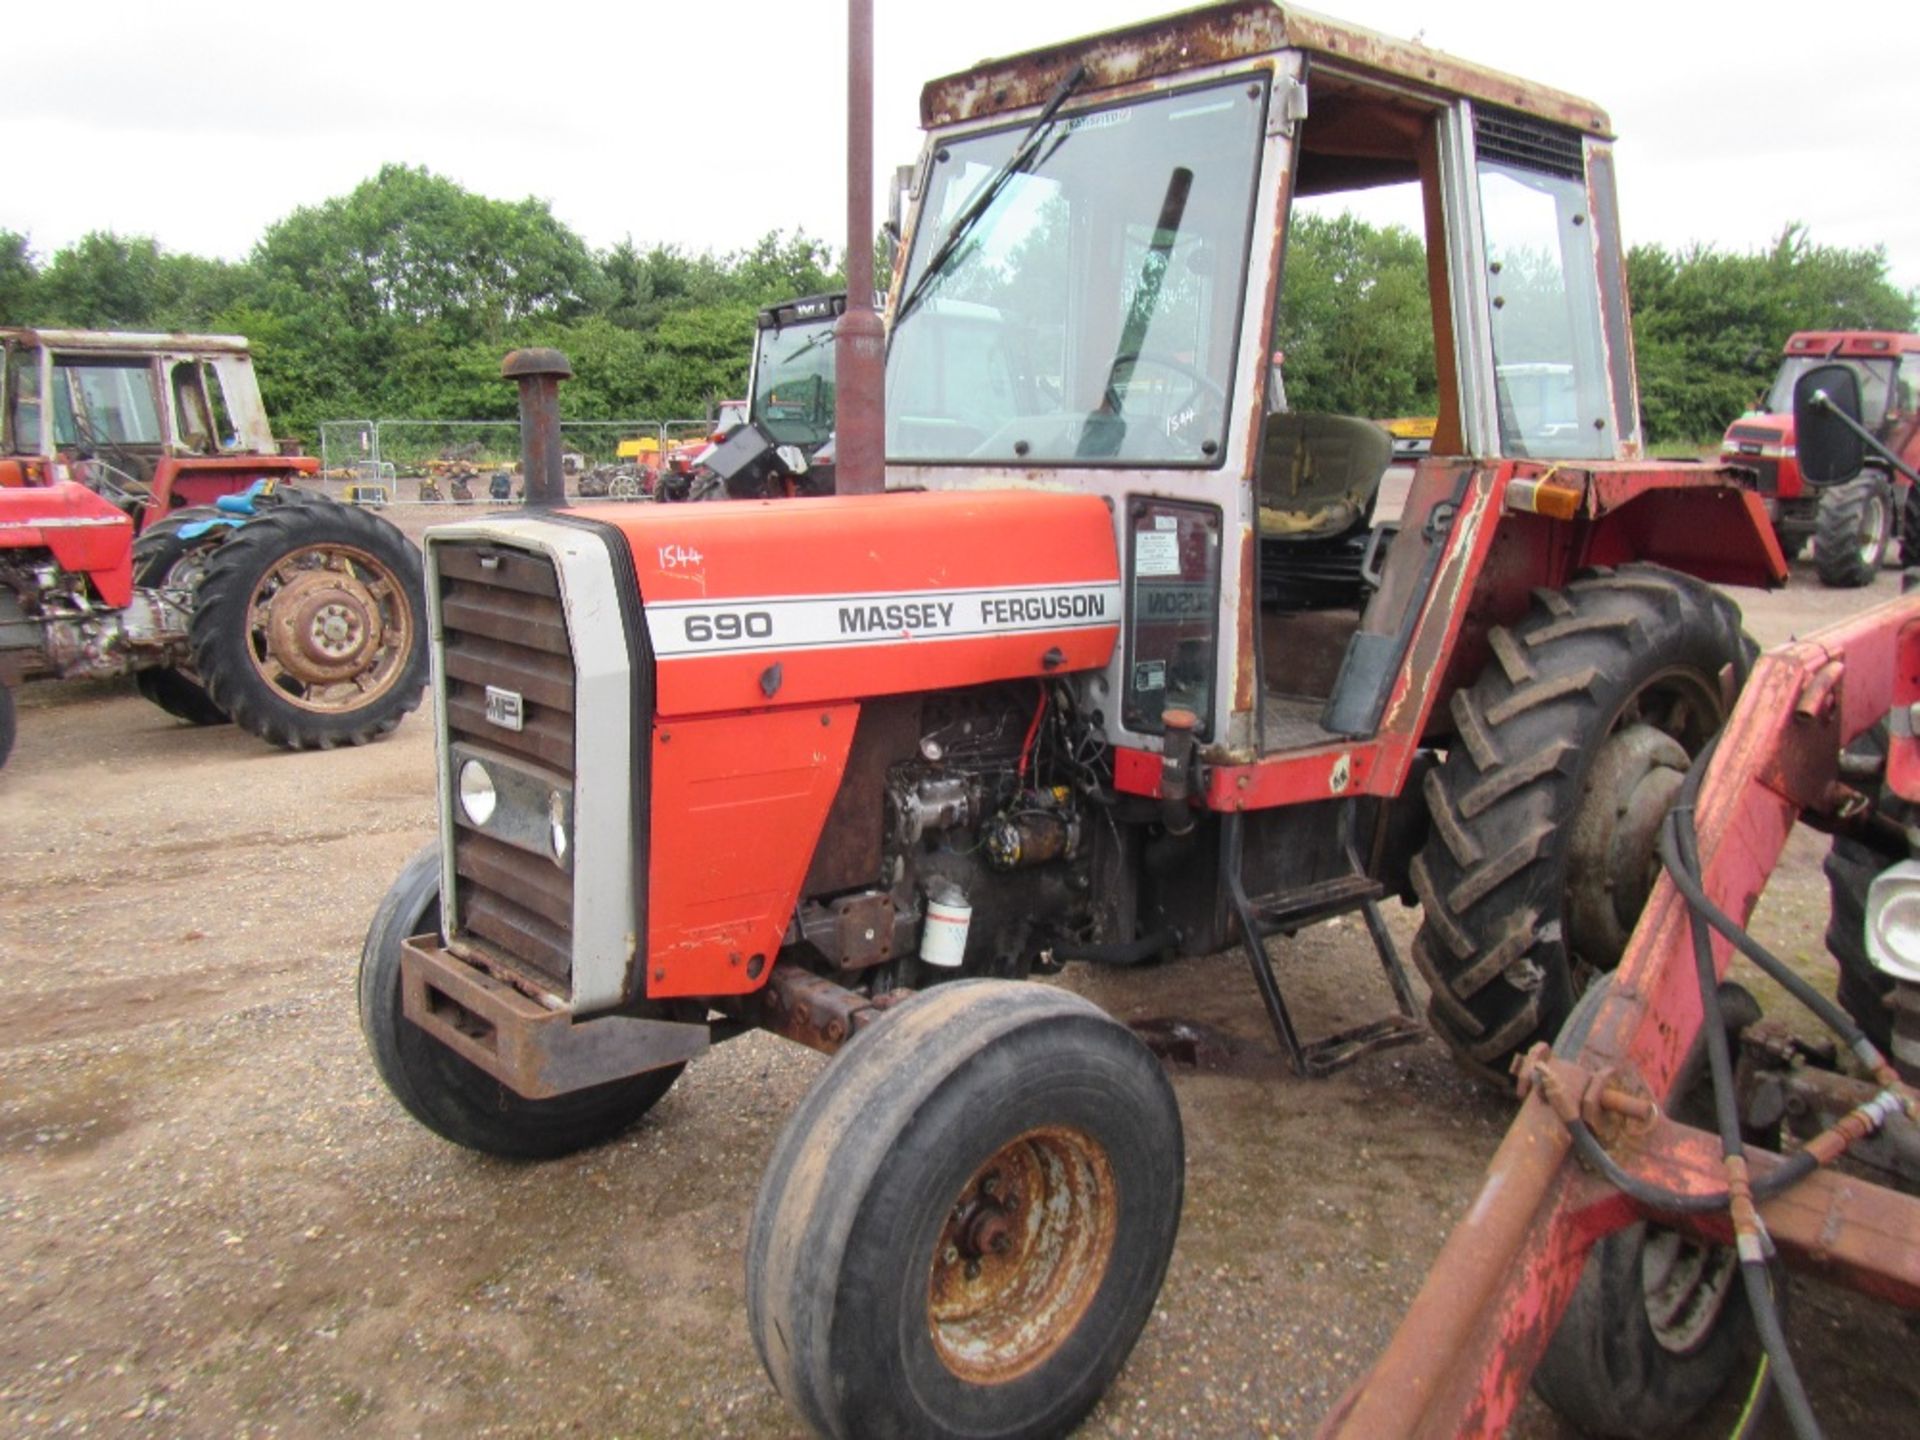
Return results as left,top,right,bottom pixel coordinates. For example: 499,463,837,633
1257,412,1393,541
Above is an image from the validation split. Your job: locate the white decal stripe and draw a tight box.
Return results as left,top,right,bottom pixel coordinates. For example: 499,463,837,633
646,582,1124,660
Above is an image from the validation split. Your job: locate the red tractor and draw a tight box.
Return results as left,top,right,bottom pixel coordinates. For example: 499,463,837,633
1720,330,1920,587
0,329,428,769
358,5,1786,1434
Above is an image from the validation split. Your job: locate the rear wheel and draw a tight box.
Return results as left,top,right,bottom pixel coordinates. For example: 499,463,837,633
747,980,1183,1440
130,507,230,726
358,845,683,1159
1813,475,1892,588
1410,566,1752,1082
190,501,427,749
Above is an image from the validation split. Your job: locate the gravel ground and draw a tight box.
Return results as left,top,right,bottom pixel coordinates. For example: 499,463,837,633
1,554,1915,1439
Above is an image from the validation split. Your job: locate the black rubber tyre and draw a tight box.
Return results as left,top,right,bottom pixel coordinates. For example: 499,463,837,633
0,680,14,771
1411,565,1753,1082
1900,481,1920,568
189,500,427,750
1812,474,1892,588
747,980,1183,1440
358,845,684,1160
1533,1221,1757,1438
131,507,230,726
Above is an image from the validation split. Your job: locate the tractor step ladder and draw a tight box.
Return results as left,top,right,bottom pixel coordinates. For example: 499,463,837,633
1222,809,1424,1077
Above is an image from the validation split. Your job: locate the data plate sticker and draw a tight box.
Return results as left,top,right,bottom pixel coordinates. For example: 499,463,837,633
1135,530,1181,577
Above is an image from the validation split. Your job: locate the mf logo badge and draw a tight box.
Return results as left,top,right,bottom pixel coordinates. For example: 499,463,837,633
484,685,525,732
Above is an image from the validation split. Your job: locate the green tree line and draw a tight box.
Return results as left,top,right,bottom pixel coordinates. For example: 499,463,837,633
0,165,843,439
4,165,1913,447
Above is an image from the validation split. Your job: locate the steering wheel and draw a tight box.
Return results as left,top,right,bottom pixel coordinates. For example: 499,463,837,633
1102,350,1227,455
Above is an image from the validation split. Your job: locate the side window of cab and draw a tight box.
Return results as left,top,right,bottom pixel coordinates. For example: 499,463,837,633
5,345,42,454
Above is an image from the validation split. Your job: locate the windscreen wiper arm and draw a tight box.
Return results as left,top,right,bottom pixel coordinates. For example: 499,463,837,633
891,64,1087,334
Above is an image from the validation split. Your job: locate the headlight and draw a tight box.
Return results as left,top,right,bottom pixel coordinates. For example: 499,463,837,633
549,790,570,864
458,760,498,826
1867,859,1920,983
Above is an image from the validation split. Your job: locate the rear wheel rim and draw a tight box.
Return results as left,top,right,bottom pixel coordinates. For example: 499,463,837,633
927,1126,1118,1384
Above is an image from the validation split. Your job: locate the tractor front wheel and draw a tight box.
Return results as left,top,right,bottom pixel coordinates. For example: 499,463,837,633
1410,566,1752,1081
746,980,1183,1440
358,845,684,1159
1533,1221,1757,1438
189,500,427,749
1812,475,1892,588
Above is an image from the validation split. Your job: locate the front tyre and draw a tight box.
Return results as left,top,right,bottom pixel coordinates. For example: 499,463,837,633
1533,1222,1756,1438
190,500,427,749
1812,475,1892,588
358,845,682,1159
1411,566,1752,1081
747,980,1183,1440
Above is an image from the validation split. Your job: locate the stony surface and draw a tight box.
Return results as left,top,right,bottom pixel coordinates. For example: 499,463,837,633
1,557,1914,1438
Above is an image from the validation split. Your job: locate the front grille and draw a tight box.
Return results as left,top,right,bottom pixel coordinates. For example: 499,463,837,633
1727,424,1778,445
437,542,575,995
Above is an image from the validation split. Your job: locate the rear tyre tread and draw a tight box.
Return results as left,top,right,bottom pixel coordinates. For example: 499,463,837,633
1412,565,1751,1082
130,506,231,726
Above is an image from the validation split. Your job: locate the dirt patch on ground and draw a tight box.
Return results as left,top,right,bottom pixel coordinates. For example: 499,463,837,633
1,562,1914,1437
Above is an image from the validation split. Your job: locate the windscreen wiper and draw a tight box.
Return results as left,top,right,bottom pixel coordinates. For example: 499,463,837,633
891,64,1087,334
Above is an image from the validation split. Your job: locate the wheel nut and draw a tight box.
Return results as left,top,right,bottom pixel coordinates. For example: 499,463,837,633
944,1245,959,1265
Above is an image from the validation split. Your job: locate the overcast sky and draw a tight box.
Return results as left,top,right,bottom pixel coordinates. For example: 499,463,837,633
7,1,1918,290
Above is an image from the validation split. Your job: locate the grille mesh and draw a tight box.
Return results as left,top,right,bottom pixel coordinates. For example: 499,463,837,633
437,542,575,994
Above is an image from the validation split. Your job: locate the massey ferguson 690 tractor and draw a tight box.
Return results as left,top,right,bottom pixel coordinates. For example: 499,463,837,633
0,329,427,769
358,5,1799,1434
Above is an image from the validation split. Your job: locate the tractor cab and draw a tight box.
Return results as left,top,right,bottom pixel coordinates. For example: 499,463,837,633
750,293,843,456
0,329,312,525
884,2,1776,778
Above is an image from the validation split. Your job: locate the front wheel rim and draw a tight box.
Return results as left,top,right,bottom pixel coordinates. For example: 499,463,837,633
927,1126,1118,1384
1641,1228,1740,1355
1861,494,1888,566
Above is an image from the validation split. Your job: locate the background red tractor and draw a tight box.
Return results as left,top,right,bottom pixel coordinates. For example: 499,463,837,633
1720,329,1920,586
0,328,428,769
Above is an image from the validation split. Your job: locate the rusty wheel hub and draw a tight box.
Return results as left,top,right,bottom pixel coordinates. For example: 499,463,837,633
927,1127,1117,1384
1568,722,1691,972
266,569,383,685
246,544,412,713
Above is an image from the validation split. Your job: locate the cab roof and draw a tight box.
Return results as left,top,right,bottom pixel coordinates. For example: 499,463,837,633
920,1,1610,138
0,328,254,355
1785,331,1920,357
